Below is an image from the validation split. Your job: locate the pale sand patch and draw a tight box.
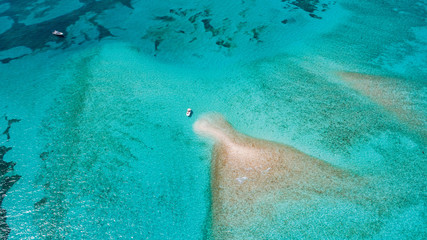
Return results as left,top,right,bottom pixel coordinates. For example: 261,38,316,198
194,113,399,239
338,72,425,136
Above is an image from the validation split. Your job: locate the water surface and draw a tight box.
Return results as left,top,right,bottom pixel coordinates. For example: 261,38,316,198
0,0,425,239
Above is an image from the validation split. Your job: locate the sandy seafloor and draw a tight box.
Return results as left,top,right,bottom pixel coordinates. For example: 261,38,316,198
0,0,426,239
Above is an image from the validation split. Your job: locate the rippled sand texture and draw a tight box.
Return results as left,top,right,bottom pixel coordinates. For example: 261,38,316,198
194,114,405,239
0,0,425,239
338,72,426,139
30,45,211,239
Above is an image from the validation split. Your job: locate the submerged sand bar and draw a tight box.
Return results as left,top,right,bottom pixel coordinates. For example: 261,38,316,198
194,113,403,239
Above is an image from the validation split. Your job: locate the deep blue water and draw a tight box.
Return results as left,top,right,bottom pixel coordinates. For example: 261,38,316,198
0,0,426,239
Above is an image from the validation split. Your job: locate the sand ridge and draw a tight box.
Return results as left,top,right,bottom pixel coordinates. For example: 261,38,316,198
193,113,392,239
337,71,426,138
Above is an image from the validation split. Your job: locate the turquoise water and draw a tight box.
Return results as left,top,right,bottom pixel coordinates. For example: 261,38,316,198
0,0,425,239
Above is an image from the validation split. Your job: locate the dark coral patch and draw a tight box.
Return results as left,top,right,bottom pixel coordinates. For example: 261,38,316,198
309,13,322,19
154,38,163,51
140,0,331,59
170,8,187,17
0,0,129,63
250,26,266,42
201,19,219,36
34,197,48,209
216,39,232,48
39,151,50,161
2,118,20,140
289,0,319,13
154,16,176,22
0,157,19,239
0,117,21,239
0,175,21,206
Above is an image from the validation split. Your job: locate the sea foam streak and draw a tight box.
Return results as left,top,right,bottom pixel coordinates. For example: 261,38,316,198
194,113,401,239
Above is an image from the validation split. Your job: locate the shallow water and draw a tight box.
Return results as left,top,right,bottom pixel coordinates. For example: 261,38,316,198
0,0,426,239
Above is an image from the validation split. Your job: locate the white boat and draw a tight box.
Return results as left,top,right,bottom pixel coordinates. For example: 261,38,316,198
52,30,64,37
186,108,192,117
